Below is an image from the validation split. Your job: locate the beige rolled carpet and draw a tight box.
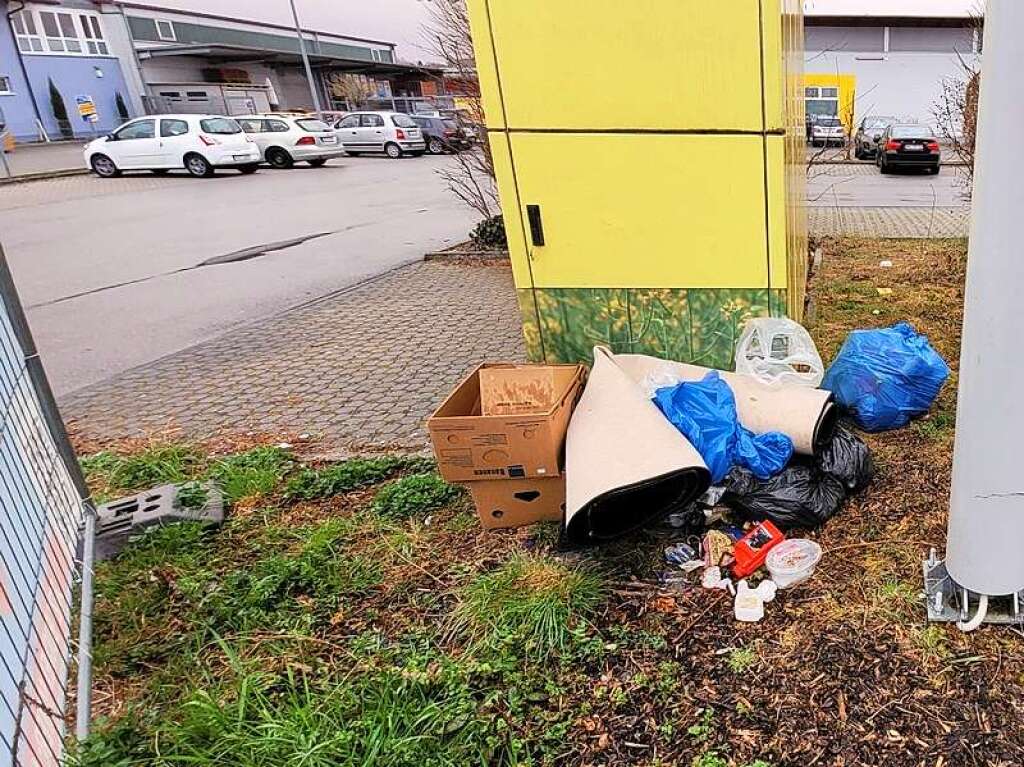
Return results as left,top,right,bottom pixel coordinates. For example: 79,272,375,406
614,354,837,455
564,347,711,544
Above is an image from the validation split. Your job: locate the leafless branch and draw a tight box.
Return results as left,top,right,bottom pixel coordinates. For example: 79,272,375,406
421,0,498,222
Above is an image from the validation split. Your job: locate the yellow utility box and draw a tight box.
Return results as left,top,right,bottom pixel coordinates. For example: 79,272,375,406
468,0,806,369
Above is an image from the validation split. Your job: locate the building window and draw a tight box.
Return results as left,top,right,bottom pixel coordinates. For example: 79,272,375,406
0,76,11,95
186,91,209,102
39,11,83,53
158,91,184,103
11,10,44,53
156,19,176,41
79,15,109,55
805,87,819,98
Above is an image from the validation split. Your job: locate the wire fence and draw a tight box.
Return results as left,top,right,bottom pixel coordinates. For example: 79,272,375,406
0,246,92,767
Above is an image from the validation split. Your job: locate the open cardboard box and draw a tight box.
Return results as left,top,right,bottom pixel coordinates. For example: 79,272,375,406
427,363,585,484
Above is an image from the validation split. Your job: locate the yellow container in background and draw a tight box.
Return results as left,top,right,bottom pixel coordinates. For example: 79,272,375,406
468,0,807,368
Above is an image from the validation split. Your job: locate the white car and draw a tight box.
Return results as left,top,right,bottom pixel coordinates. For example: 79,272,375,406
236,114,345,169
810,117,847,148
84,114,261,178
333,111,426,158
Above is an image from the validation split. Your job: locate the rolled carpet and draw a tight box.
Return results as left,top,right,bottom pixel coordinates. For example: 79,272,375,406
564,347,711,544
614,354,836,455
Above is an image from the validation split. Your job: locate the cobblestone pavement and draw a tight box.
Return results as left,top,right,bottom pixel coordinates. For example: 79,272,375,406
61,261,525,451
808,206,970,238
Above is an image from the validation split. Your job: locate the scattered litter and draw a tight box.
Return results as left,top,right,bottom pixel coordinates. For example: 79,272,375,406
653,370,793,483
766,539,823,588
657,570,691,591
734,317,825,388
879,260,893,268
749,579,778,602
872,309,881,315
732,520,785,578
664,542,702,571
876,287,893,296
734,580,766,622
702,566,734,593
822,323,950,431
276,442,293,449
703,529,735,568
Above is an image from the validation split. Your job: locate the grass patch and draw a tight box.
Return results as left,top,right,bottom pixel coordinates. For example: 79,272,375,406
81,445,204,502
449,555,604,661
206,446,295,504
912,408,956,440
371,473,463,520
284,456,435,500
726,646,758,674
184,518,383,633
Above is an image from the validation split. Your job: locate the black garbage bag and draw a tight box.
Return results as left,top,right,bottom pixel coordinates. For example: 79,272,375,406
722,465,847,530
720,425,873,530
817,425,874,492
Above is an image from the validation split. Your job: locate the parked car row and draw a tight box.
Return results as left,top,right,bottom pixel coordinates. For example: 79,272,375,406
84,109,477,178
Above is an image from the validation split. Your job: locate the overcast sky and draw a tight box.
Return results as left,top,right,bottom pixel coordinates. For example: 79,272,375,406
152,0,437,61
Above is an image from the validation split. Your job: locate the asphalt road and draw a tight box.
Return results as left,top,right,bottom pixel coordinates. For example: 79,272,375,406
0,155,478,396
806,161,971,208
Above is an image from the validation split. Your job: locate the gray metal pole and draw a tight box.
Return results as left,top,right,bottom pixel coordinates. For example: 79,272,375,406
288,0,323,118
945,0,1024,598
75,502,96,741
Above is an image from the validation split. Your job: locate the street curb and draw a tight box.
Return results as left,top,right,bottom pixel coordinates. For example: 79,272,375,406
0,168,89,185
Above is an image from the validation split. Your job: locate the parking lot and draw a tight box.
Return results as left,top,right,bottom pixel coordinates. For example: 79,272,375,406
0,155,477,395
806,161,970,207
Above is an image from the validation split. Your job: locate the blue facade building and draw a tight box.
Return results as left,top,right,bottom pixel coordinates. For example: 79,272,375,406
1,0,134,142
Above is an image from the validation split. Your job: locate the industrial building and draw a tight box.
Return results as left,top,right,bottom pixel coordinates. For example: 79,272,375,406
804,0,981,131
1,0,444,143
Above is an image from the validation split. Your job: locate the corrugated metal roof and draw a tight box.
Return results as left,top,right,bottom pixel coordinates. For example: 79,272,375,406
803,0,982,18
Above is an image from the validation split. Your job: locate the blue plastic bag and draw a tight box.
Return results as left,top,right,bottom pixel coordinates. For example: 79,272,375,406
821,323,950,432
653,371,794,483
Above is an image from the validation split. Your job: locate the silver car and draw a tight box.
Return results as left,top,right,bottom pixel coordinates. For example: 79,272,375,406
334,111,426,158
810,116,846,148
236,114,344,168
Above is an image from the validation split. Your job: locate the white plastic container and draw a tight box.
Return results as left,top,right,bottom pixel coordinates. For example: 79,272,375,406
766,539,822,588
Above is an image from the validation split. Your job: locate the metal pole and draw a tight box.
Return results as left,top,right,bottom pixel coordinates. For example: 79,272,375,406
74,502,95,741
288,0,323,118
945,0,1024,598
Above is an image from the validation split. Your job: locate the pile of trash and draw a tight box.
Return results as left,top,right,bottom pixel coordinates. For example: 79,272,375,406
429,317,950,621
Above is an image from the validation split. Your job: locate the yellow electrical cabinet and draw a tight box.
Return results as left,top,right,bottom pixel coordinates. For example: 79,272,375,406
469,0,806,368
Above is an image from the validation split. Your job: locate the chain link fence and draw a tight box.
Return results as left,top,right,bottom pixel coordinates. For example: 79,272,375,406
0,246,93,766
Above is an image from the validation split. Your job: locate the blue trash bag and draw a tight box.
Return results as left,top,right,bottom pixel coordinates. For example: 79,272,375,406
653,371,794,483
821,322,950,432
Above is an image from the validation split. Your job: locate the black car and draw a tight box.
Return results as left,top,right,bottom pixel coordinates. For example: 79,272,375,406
410,115,472,154
877,124,941,174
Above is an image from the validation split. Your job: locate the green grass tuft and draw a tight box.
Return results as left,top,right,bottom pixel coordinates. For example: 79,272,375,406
726,646,758,674
175,481,209,510
449,555,604,661
82,445,204,502
283,456,435,501
206,446,295,504
371,473,463,520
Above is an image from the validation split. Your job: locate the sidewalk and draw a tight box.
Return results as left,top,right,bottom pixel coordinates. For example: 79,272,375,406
2,140,88,180
61,261,526,451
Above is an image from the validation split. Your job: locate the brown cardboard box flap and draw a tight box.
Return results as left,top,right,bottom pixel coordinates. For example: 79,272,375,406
479,365,558,416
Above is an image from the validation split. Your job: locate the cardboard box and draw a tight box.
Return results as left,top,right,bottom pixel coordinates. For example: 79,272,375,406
428,363,585,483
468,475,565,529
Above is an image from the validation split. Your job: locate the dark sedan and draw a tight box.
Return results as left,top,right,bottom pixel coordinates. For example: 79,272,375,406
877,124,941,174
410,116,472,154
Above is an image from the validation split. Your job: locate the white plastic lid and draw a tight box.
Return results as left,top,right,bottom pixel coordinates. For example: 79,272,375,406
766,539,822,574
